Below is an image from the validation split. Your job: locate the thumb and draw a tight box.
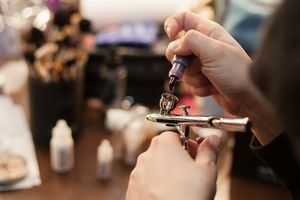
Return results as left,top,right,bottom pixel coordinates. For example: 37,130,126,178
195,135,221,168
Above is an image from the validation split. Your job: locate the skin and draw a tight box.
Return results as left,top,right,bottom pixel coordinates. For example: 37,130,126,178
126,132,220,200
126,12,285,200
164,12,283,145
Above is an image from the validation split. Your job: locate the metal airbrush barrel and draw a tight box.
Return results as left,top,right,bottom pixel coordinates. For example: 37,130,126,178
146,113,251,133
210,117,251,132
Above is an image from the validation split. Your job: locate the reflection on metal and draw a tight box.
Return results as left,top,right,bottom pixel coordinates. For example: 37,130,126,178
147,93,251,151
159,93,178,115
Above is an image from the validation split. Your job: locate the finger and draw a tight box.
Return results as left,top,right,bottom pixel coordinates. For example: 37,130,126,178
165,37,190,61
179,137,199,159
165,30,223,66
168,30,226,60
190,84,218,97
166,38,208,73
160,131,181,143
149,132,192,160
164,11,222,39
164,16,179,39
149,131,181,149
166,36,195,58
182,70,211,87
195,135,221,168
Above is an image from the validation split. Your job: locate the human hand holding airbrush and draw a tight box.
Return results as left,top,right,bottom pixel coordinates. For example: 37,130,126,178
165,12,284,145
165,12,252,114
126,132,220,200
126,11,285,200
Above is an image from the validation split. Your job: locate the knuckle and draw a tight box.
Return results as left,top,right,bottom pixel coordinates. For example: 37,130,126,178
218,41,229,51
206,159,217,170
150,136,160,147
150,132,178,148
136,152,146,164
184,30,199,43
165,11,188,27
199,157,217,171
160,131,178,142
165,50,174,62
212,21,224,31
159,131,172,138
129,168,138,181
209,21,226,37
164,19,169,29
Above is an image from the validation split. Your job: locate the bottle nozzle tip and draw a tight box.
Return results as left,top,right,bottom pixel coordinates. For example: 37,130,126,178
169,77,177,91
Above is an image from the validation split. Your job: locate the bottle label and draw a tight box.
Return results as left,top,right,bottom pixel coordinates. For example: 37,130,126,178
59,148,72,171
97,162,111,180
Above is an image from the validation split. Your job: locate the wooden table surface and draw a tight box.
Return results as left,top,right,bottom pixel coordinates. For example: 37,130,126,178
1,107,131,200
0,107,292,200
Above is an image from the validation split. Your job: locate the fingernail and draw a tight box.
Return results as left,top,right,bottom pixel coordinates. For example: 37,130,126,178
208,135,221,149
169,41,179,50
166,26,171,37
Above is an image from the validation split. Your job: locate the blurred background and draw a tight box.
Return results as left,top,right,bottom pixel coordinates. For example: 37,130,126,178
0,0,291,199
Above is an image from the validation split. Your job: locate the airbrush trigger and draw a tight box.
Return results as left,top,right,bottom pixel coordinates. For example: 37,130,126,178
179,105,191,151
159,93,192,150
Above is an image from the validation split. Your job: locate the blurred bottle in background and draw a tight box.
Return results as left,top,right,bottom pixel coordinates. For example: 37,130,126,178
50,119,74,173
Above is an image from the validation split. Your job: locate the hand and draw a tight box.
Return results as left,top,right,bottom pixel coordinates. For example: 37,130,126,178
164,12,284,144
165,12,252,116
126,132,221,200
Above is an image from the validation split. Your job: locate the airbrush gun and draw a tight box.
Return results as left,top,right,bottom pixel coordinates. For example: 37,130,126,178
147,55,251,150
147,93,251,150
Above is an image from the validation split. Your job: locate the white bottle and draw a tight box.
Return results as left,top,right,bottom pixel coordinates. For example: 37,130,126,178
50,119,74,173
0,74,6,95
97,139,113,180
123,118,145,166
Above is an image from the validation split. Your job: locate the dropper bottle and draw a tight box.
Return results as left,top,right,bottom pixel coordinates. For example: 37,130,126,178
168,55,195,90
97,139,113,181
50,119,74,173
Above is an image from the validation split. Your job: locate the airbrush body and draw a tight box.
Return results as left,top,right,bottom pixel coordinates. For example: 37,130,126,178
146,113,250,133
147,93,251,151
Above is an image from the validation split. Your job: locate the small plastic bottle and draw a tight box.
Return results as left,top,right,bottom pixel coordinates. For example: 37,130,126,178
0,74,6,95
123,119,144,166
50,119,74,173
97,139,113,181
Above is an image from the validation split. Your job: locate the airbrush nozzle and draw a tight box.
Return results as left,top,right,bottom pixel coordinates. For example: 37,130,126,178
168,55,194,90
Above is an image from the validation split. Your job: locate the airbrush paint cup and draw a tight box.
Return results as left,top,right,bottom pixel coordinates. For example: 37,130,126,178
159,93,178,115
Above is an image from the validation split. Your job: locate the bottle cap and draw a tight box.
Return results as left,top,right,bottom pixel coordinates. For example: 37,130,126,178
52,119,72,138
97,139,113,162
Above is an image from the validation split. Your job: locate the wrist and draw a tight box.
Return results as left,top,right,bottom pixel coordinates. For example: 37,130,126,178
239,83,284,145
